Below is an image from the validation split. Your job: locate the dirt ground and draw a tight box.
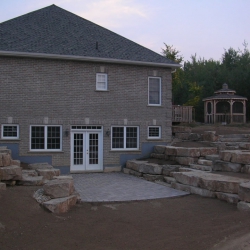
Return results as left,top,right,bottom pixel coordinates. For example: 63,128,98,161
1,124,250,250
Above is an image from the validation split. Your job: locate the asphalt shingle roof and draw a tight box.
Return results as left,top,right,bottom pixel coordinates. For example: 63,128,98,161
0,5,178,66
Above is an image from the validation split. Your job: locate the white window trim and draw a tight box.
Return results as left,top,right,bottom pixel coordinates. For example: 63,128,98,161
29,125,62,152
111,126,139,151
96,73,108,91
148,77,161,106
148,126,161,139
1,124,19,140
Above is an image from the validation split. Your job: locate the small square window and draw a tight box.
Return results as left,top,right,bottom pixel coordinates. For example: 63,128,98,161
96,73,108,91
148,126,161,139
1,125,19,139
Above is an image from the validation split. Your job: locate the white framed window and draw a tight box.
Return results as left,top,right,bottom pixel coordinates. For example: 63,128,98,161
111,126,139,150
148,77,161,106
148,126,161,139
1,124,19,139
30,125,62,151
96,73,108,91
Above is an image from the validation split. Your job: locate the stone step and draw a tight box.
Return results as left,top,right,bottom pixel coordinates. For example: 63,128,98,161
126,160,163,175
218,134,249,139
163,176,176,184
213,160,242,172
189,164,212,171
205,154,220,161
173,171,249,194
198,159,213,166
215,192,239,204
18,175,45,186
36,169,60,180
143,174,164,182
218,137,249,142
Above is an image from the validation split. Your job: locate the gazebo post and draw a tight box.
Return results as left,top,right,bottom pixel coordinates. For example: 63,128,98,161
230,100,233,123
243,100,246,123
213,100,216,123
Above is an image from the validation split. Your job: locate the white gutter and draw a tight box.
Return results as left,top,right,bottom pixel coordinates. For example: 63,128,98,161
0,50,181,69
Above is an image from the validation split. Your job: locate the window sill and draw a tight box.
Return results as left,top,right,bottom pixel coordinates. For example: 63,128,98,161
95,90,109,92
28,151,64,153
0,139,20,141
146,138,163,141
147,105,162,107
110,149,141,152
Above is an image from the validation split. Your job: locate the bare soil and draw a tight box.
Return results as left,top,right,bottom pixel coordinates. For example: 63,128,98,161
1,125,250,250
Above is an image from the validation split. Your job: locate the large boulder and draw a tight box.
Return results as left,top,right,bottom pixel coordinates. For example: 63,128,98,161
43,195,78,213
238,182,250,202
0,166,22,181
43,179,74,198
202,131,218,142
0,153,12,167
126,160,162,175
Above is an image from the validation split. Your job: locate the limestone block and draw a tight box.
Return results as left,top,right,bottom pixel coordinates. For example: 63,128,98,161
171,182,191,193
189,164,211,171
150,153,165,159
219,150,234,162
231,151,250,164
179,167,195,172
200,147,218,156
213,160,242,172
188,133,201,141
19,175,44,186
153,145,166,154
239,182,250,202
239,143,250,150
22,170,38,176
43,179,74,198
175,133,190,140
143,174,164,182
10,160,21,167
175,157,195,165
0,153,11,167
165,146,177,156
172,126,191,133
216,192,239,204
126,160,162,174
36,169,60,180
173,171,247,194
162,165,180,176
163,176,176,184
0,166,22,181
198,159,213,166
27,162,53,170
203,131,218,142
43,195,77,213
237,201,250,211
241,165,250,174
0,182,6,190
176,147,200,157
205,154,220,161
123,168,142,177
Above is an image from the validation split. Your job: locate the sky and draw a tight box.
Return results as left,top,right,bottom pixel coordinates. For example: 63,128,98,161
0,0,250,62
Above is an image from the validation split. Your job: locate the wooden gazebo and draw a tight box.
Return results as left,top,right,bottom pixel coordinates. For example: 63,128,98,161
203,83,247,124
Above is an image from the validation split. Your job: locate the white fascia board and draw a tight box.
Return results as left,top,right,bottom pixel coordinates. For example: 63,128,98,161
0,50,181,69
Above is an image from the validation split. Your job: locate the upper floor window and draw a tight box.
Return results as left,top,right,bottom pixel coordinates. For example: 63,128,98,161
1,124,19,139
148,77,161,106
96,73,108,91
30,125,62,151
111,126,139,150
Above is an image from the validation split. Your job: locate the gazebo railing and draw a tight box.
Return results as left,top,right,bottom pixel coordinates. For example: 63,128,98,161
215,113,245,123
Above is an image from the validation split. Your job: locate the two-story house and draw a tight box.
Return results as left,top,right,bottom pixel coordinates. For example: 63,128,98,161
0,5,180,173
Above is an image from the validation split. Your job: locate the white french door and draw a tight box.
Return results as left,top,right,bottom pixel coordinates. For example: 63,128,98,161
70,127,103,172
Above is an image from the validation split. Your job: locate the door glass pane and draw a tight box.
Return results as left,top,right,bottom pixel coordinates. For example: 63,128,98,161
74,134,83,165
89,133,98,165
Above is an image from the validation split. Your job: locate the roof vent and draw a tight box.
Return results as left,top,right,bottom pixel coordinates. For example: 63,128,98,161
222,83,228,89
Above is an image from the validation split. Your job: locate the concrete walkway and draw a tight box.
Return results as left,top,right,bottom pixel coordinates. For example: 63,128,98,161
72,172,188,202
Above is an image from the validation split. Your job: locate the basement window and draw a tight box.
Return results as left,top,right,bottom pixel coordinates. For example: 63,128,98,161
1,124,19,139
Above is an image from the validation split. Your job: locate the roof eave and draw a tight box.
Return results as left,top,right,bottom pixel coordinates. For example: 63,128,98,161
0,50,181,69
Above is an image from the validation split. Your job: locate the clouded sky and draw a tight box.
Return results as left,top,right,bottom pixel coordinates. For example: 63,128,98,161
1,0,249,62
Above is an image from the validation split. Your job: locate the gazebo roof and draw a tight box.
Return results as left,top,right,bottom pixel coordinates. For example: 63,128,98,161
202,83,247,101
